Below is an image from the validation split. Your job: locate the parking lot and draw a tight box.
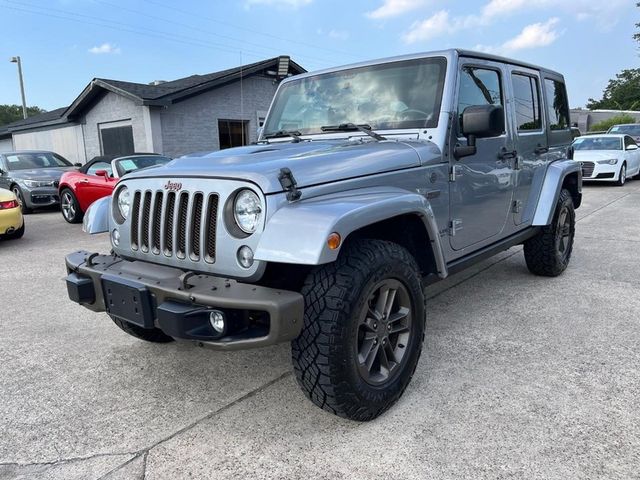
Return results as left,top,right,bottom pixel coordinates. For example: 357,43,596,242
0,181,638,479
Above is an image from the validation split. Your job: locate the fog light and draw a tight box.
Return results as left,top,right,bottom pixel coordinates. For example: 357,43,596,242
209,310,226,334
237,245,254,268
111,228,120,246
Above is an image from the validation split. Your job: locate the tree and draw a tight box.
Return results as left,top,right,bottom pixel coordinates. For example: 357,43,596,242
589,114,636,132
635,2,640,45
586,69,640,111
0,104,47,127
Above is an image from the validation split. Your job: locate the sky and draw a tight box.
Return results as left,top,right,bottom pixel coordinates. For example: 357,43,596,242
0,0,637,111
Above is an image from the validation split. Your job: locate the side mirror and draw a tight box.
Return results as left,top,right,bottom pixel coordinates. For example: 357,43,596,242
626,144,638,151
455,104,505,159
95,169,108,178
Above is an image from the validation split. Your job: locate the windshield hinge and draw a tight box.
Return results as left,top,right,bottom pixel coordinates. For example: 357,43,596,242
278,167,302,202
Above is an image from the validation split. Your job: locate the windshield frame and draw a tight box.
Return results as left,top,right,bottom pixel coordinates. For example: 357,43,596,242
113,155,171,177
263,56,448,138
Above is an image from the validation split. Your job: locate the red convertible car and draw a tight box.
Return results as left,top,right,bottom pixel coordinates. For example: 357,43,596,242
58,154,171,223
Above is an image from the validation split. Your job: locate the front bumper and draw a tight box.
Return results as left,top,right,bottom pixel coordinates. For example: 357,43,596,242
0,207,23,234
65,250,304,350
24,187,59,208
582,163,620,182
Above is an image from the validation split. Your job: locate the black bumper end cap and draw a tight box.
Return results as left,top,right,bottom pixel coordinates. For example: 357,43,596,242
66,272,96,305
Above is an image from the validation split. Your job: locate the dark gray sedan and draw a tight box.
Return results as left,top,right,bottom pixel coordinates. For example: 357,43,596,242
0,151,79,213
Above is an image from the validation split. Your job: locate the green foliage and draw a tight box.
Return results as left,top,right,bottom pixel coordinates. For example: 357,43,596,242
589,114,636,132
0,104,47,127
586,69,640,111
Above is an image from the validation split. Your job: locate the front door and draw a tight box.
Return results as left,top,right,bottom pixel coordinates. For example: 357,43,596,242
449,60,515,251
508,67,548,225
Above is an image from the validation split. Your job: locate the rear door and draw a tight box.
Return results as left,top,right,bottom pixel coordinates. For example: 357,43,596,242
449,59,515,250
624,135,640,176
507,67,547,225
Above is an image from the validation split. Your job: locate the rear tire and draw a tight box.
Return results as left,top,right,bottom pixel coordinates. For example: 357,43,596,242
110,315,175,343
291,239,425,421
60,188,84,223
523,188,575,277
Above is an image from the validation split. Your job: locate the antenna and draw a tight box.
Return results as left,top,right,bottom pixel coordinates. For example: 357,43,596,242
240,51,244,146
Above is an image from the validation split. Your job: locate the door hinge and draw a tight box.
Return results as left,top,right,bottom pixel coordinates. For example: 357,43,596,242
449,165,458,182
512,200,522,213
278,167,302,202
449,219,463,236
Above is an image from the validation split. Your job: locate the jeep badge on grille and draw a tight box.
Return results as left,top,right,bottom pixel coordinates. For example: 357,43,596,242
164,180,182,191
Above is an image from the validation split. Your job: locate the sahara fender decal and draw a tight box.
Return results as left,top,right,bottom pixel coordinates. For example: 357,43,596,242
531,159,582,226
254,187,447,277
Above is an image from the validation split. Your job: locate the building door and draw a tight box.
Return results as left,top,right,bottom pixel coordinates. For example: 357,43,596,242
218,120,249,150
100,125,134,155
449,60,515,251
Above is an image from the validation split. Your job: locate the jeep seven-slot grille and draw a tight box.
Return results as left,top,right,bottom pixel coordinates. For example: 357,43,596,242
581,161,595,178
130,189,219,263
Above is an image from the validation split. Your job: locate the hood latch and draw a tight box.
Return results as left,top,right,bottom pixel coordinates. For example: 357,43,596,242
278,167,302,202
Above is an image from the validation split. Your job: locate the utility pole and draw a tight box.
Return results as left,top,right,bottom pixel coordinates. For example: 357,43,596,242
10,56,28,119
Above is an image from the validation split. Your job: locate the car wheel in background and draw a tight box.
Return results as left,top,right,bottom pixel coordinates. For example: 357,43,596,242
523,188,575,277
291,239,425,421
11,186,32,214
616,163,626,186
60,189,83,224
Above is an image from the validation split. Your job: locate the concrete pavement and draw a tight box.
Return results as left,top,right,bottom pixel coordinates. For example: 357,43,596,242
0,181,638,479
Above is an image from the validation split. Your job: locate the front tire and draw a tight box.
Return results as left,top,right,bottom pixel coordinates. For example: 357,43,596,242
110,315,175,343
616,163,627,186
12,186,32,214
60,188,83,223
291,239,425,421
523,188,575,277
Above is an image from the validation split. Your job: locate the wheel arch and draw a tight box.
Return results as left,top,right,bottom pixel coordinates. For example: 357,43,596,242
532,160,582,226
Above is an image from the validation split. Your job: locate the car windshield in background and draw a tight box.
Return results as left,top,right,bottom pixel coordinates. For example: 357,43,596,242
609,125,640,135
114,155,171,176
5,152,72,170
263,57,447,137
573,137,622,151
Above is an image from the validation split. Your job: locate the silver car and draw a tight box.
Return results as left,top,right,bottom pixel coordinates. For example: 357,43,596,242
0,150,79,213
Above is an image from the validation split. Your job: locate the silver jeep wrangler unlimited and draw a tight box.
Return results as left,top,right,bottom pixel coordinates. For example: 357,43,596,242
65,49,581,420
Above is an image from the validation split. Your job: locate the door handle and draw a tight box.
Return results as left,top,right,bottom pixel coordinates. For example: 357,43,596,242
79,179,89,183
498,147,517,160
534,145,549,155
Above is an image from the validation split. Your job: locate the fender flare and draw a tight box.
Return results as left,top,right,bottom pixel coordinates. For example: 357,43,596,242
82,196,110,234
255,187,447,277
532,159,582,226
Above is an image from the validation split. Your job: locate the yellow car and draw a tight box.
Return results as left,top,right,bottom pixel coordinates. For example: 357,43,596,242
0,188,24,240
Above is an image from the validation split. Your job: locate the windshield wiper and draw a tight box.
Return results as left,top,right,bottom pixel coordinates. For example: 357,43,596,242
263,130,302,143
320,123,386,141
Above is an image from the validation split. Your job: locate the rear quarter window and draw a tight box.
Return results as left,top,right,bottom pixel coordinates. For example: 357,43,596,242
544,78,571,147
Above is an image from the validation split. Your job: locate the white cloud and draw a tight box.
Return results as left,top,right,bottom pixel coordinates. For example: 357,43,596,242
473,18,562,54
245,0,312,7
88,43,121,54
502,17,560,51
402,10,480,44
366,0,427,19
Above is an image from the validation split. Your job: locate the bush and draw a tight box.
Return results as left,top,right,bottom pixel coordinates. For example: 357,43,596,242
589,114,636,132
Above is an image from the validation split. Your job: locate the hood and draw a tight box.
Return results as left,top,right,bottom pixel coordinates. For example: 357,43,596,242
125,139,428,193
11,167,77,181
573,150,622,162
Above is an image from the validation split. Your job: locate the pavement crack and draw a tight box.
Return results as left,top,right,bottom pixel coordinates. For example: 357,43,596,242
0,451,138,470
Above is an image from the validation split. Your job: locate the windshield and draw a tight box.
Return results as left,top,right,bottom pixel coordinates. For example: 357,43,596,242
114,155,171,177
573,137,622,151
263,57,447,136
5,152,72,170
608,125,640,135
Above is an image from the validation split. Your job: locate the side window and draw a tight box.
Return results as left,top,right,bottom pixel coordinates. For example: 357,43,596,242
544,79,569,130
625,136,637,148
511,73,541,131
457,66,503,131
87,162,113,176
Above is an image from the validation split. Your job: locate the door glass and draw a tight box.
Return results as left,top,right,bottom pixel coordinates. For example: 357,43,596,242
511,74,541,131
457,67,503,128
544,79,569,131
87,161,113,176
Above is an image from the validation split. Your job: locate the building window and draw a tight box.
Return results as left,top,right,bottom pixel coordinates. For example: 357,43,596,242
100,125,134,155
218,120,248,150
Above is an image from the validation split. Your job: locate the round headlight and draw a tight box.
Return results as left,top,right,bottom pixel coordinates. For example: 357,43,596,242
233,189,262,234
117,186,131,220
